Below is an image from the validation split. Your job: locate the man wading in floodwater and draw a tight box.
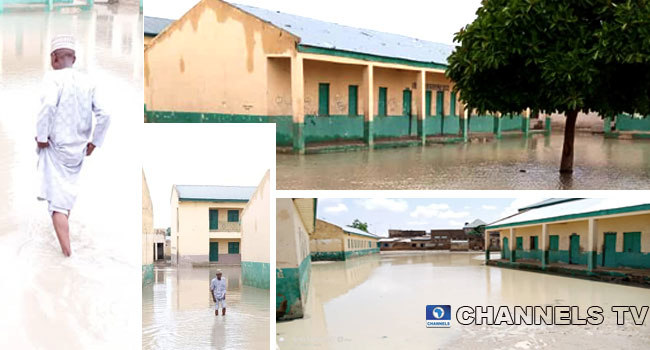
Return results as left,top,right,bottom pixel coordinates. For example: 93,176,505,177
210,270,227,316
35,35,110,257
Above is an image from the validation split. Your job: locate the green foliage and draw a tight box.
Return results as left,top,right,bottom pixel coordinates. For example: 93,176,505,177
350,219,369,233
447,0,650,117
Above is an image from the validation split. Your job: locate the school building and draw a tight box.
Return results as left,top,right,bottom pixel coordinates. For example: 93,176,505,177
144,16,172,49
276,198,316,321
485,198,650,283
142,170,154,285
311,219,380,261
240,170,270,289
144,0,542,152
170,184,256,265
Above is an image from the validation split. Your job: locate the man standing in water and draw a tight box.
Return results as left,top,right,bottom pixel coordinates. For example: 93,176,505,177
210,270,227,316
36,35,110,257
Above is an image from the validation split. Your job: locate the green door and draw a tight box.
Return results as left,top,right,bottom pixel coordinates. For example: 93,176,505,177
403,89,412,116
603,233,617,267
436,91,444,116
378,87,387,116
425,90,432,116
502,237,509,259
569,234,580,264
348,85,358,116
318,83,330,116
450,91,457,116
209,242,219,262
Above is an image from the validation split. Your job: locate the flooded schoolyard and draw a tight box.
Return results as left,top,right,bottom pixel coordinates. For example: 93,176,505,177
143,264,270,350
0,2,142,348
277,134,650,190
276,251,650,350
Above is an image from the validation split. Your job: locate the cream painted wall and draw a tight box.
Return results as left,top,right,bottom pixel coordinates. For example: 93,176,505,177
598,213,650,253
312,220,345,253
277,198,311,269
343,233,378,252
145,0,298,113
142,171,154,266
303,60,364,116
241,170,270,263
267,57,292,116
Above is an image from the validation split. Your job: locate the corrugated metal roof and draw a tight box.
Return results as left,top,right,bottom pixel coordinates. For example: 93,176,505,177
518,198,580,211
342,225,379,239
487,198,650,229
175,185,256,202
464,219,487,228
144,16,174,36
232,3,454,66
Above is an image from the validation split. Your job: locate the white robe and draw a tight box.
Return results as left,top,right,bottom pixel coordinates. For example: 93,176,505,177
36,68,110,211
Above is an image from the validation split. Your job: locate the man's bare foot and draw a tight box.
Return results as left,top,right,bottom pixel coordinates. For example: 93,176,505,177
52,212,71,257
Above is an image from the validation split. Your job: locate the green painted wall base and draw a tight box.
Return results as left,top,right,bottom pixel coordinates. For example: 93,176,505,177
276,255,311,321
364,120,374,146
461,117,469,142
493,116,502,139
242,261,270,289
487,260,650,288
616,114,650,132
522,117,530,137
142,263,153,286
344,247,380,259
510,249,650,269
417,119,426,144
545,117,552,135
311,251,345,261
293,122,305,153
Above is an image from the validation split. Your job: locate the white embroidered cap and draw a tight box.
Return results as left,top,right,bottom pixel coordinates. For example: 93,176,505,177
50,35,76,54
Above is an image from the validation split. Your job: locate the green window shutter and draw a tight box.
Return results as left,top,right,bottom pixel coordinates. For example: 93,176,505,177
516,237,523,250
318,83,330,116
209,209,219,230
549,235,559,251
623,232,641,253
228,242,240,254
348,85,358,116
227,210,239,222
436,91,444,116
402,89,412,116
425,90,432,116
378,87,387,116
450,92,457,116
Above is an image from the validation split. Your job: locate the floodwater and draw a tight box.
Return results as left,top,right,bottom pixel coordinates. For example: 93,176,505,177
277,134,650,189
0,3,142,349
276,251,650,350
143,265,270,350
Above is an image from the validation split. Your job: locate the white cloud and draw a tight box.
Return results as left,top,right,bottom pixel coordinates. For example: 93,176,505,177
410,203,449,218
356,198,408,212
411,203,469,220
324,203,348,214
499,197,547,218
407,221,429,226
448,220,465,227
464,206,471,209
482,205,497,210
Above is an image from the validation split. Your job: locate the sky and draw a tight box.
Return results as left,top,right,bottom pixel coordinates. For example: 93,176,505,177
142,124,275,228
144,0,483,45
317,197,548,237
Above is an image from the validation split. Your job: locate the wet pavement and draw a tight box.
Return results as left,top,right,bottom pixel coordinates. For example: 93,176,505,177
0,3,142,349
276,251,650,350
143,265,270,350
277,134,650,189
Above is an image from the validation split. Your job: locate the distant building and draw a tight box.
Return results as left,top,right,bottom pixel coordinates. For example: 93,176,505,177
153,228,167,261
380,222,486,251
241,170,271,289
142,170,154,285
277,198,317,321
388,229,427,238
170,184,256,265
486,198,650,271
311,219,380,261
430,229,464,250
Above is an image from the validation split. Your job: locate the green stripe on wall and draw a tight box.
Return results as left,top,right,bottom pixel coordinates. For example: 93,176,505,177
297,45,448,70
344,247,380,259
142,264,153,286
276,255,311,320
242,261,270,289
616,114,650,132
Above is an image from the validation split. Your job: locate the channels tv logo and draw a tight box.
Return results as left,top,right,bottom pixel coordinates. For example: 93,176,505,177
426,305,451,328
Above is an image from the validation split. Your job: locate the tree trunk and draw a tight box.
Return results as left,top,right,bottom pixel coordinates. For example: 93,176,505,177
560,110,579,174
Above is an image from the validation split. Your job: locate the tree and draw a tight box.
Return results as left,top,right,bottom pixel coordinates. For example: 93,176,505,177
447,0,650,173
350,219,369,232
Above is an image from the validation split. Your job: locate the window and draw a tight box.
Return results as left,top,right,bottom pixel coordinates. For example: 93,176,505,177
369,241,371,248
209,209,218,230
227,210,239,222
420,243,424,248
384,243,388,247
411,244,416,248
348,85,358,116
318,83,330,116
530,236,539,250
378,87,387,116
549,235,559,251
516,237,523,250
623,232,641,253
228,242,240,254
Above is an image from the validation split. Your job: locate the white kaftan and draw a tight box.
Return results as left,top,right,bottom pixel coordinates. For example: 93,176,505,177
35,68,110,213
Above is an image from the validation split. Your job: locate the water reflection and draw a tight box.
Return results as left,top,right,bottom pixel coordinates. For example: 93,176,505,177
276,251,650,350
277,134,650,190
0,3,142,348
143,265,270,350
